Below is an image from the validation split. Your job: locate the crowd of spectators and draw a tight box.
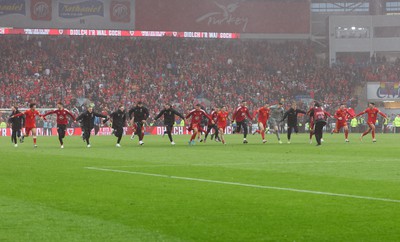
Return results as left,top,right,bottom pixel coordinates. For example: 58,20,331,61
0,35,370,121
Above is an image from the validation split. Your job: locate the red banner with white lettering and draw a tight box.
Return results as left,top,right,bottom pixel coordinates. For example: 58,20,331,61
0,27,240,39
135,0,310,34
0,126,235,136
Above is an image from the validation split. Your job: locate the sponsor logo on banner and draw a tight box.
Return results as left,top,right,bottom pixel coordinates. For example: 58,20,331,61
110,0,130,22
367,82,400,100
129,30,134,36
0,0,25,16
31,0,51,20
196,1,249,32
67,128,75,136
58,29,64,34
59,0,104,19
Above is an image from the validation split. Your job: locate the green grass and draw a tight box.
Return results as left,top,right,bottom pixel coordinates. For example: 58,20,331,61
0,132,400,241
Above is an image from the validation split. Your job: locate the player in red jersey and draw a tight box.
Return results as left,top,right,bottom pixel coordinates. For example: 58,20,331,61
252,103,270,143
306,104,315,144
356,102,387,142
12,103,43,147
216,105,230,144
204,107,220,143
330,104,353,142
43,102,76,148
232,101,253,144
186,104,213,145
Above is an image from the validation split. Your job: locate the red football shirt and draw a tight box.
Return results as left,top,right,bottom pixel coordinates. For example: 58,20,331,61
208,111,218,125
232,106,252,122
255,107,270,122
43,109,75,125
334,109,349,124
17,109,41,128
186,109,211,124
217,111,229,127
358,108,387,124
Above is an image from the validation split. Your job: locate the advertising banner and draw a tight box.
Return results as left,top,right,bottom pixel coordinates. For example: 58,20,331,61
135,0,310,34
59,0,103,18
367,82,400,100
0,126,235,137
0,0,25,16
0,0,134,30
0,27,240,39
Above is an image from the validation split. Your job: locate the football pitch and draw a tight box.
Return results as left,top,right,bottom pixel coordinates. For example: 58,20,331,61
0,133,399,241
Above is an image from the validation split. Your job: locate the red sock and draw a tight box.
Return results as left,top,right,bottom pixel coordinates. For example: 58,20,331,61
33,138,37,144
190,133,197,141
372,130,375,139
256,130,260,134
309,132,313,139
261,132,265,140
345,130,348,139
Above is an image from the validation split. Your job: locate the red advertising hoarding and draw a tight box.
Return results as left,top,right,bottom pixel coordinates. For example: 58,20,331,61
135,0,310,34
0,126,235,137
0,27,240,39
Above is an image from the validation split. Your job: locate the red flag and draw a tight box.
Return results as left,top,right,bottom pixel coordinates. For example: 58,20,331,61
347,108,356,118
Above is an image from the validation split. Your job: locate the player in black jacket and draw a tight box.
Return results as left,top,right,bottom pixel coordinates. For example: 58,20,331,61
281,102,306,144
76,106,108,147
8,106,25,147
154,103,185,145
129,101,149,145
108,105,128,147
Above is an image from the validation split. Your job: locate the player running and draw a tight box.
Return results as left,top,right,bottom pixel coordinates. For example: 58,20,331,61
76,106,108,148
154,103,185,145
129,101,150,146
186,104,212,145
11,103,43,148
108,105,128,147
232,101,252,144
308,102,331,146
42,102,76,148
356,102,387,142
252,103,270,144
216,105,230,144
8,106,24,147
204,107,220,143
268,102,284,144
330,104,353,142
281,102,306,144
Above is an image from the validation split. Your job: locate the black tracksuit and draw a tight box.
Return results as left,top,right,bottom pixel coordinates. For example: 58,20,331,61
281,108,306,140
109,109,127,144
154,108,184,142
129,106,149,141
76,111,107,145
8,110,24,144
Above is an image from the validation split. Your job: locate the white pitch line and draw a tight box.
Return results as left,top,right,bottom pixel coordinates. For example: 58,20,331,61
85,167,400,204
98,160,368,169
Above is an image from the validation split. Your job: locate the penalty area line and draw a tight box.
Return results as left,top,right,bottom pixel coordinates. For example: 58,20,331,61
84,167,400,204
